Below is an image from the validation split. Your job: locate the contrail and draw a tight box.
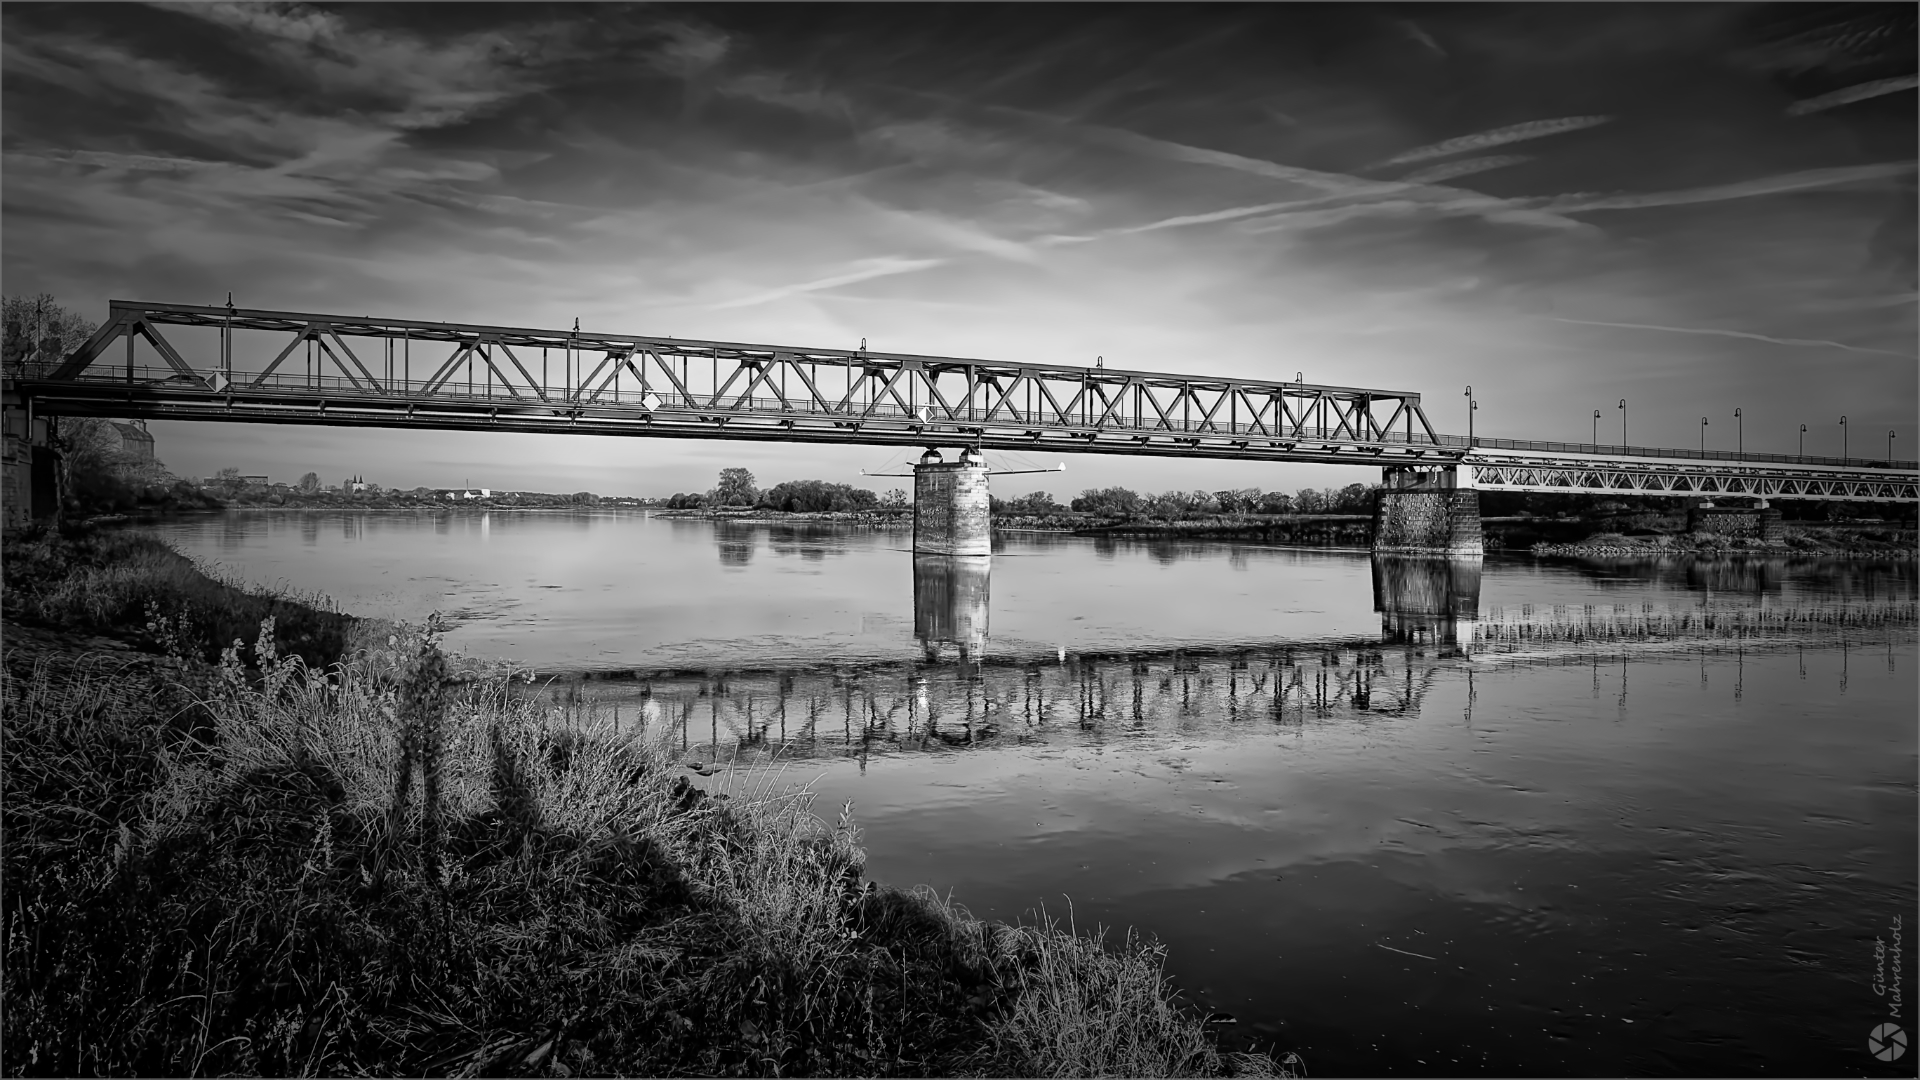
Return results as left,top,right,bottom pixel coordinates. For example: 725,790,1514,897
1377,115,1611,168
707,257,946,310
1788,74,1920,116
1545,161,1917,213
1400,154,1532,186
1549,317,1918,359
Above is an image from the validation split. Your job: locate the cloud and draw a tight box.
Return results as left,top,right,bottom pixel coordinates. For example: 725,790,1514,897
1399,20,1446,58
1787,73,1920,116
1399,154,1533,186
1548,317,1917,359
1375,115,1611,168
705,257,948,310
1544,161,1918,213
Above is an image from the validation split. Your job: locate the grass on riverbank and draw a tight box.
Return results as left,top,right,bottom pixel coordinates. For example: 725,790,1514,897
2,525,353,668
2,530,1282,1078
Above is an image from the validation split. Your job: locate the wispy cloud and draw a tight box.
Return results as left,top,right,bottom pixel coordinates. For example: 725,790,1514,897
1787,73,1920,116
1375,116,1611,169
1544,161,1917,213
1400,154,1533,186
1549,317,1917,359
705,257,947,310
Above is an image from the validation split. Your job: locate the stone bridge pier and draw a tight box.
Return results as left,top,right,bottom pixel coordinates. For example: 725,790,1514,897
1,387,56,529
912,448,991,556
1372,463,1483,556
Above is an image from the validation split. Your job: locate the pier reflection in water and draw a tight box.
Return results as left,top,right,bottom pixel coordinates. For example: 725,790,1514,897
913,554,989,662
1371,555,1482,655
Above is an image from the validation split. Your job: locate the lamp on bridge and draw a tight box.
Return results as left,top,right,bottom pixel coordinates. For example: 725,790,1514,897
1592,409,1601,446
1840,415,1848,463
1699,416,1708,455
1891,429,1897,462
1800,423,1807,460
1734,407,1742,456
1618,398,1627,447
1464,385,1476,446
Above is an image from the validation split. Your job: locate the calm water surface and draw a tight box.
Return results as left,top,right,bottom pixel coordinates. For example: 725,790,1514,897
153,510,1919,1077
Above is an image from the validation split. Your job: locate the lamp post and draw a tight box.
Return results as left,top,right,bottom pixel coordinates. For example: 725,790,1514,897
1700,416,1709,455
1593,409,1601,445
1891,429,1898,462
1840,415,1848,463
1733,407,1742,456
1464,386,1475,446
1799,423,1807,460
1618,398,1627,447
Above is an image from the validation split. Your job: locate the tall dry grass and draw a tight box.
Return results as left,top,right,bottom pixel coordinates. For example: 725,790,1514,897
3,614,1284,1077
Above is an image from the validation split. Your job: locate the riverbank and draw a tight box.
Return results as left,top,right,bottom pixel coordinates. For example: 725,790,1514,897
1,525,1281,1077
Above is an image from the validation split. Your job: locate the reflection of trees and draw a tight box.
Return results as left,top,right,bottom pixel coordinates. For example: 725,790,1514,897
1559,555,1917,600
715,524,755,567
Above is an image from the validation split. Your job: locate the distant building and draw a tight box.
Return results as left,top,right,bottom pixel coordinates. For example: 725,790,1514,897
108,420,154,462
348,474,369,493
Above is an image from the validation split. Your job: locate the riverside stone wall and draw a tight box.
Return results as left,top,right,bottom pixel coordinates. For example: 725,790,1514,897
1687,506,1784,540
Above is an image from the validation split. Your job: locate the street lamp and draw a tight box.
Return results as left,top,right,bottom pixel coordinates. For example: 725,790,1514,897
1593,409,1602,445
1799,423,1807,460
1891,429,1898,462
1700,416,1709,455
1733,408,1742,456
1840,415,1848,462
1618,398,1627,447
1464,385,1476,445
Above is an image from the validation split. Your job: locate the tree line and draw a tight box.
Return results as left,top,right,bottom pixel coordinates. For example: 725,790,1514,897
664,469,910,512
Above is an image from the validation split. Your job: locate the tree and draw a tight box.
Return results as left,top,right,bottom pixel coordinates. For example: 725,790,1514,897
1294,487,1326,514
2,294,97,372
881,488,909,509
298,472,321,494
711,467,758,507
1071,487,1141,515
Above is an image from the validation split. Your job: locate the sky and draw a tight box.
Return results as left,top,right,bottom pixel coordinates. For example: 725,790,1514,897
3,2,1916,496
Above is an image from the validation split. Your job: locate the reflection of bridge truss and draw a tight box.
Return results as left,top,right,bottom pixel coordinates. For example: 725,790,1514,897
545,649,1444,763
1466,599,1917,655
25,300,1447,467
1465,448,1917,503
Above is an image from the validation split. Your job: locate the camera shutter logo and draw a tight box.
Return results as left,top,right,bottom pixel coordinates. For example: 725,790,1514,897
1869,1023,1907,1062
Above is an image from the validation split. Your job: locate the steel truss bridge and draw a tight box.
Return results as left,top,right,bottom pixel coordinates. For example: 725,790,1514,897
13,300,1917,501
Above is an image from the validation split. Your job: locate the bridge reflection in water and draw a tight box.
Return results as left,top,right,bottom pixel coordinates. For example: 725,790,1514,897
531,551,1912,766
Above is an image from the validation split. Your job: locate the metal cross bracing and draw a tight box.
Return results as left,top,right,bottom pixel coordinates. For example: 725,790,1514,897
1462,447,1919,503
22,300,1449,467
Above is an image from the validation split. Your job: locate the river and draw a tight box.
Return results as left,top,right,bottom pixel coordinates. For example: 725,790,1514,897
151,509,1918,1077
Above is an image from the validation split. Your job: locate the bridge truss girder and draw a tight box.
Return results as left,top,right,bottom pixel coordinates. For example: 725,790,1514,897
21,300,1452,467
1465,452,1918,504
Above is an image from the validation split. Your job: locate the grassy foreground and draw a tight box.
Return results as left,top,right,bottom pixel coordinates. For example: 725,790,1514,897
2,528,1284,1077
